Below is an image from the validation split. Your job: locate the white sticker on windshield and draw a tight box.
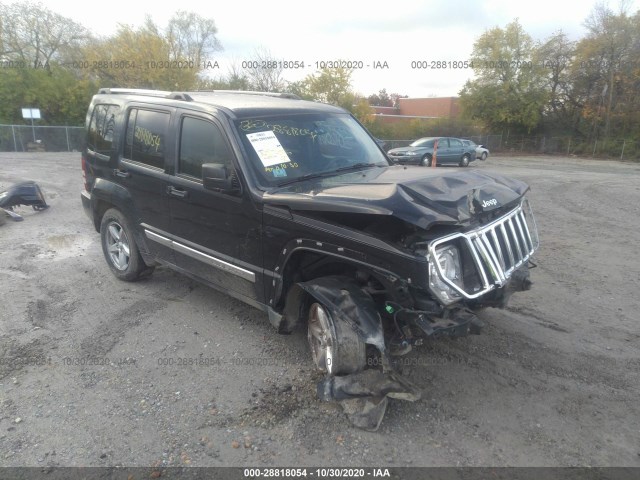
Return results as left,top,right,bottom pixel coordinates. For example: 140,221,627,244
246,130,291,167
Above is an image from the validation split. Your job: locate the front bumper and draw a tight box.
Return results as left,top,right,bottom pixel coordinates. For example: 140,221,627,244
388,155,420,164
428,199,539,303
392,263,532,345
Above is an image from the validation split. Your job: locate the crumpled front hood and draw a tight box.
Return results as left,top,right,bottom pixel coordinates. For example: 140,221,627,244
263,165,529,230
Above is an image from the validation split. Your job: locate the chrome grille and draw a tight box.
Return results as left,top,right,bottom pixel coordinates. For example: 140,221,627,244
429,199,539,300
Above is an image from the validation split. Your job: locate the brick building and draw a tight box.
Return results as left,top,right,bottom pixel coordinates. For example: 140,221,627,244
371,97,460,123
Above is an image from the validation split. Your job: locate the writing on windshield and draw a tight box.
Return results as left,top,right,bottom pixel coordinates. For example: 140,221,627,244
236,113,387,187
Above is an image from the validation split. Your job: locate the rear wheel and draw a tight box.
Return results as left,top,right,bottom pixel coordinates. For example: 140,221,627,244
100,208,154,281
481,151,488,161
460,154,470,167
307,302,366,376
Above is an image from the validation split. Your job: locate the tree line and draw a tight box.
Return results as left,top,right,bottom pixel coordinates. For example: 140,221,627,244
1,1,638,157
0,1,379,127
459,4,640,147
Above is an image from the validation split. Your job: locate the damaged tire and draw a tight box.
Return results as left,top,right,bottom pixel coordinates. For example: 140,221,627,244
307,302,366,376
100,208,154,281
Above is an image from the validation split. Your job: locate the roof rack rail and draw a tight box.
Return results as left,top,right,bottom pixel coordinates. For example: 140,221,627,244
194,90,301,100
98,88,170,97
166,92,193,101
97,88,300,101
97,88,193,101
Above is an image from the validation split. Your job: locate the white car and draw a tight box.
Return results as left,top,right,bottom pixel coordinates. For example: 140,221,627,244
462,140,489,161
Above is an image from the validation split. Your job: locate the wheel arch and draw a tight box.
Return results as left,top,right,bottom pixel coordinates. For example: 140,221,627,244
272,247,369,333
90,178,153,259
269,243,394,356
271,241,402,312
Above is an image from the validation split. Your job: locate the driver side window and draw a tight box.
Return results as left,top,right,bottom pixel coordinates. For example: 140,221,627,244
179,116,233,179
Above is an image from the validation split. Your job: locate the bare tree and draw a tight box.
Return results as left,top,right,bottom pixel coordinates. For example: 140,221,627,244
581,2,636,138
0,1,88,66
224,60,251,90
536,31,575,118
245,47,286,92
197,60,251,91
166,11,222,66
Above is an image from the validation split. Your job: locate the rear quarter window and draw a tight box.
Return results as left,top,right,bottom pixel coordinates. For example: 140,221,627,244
88,104,120,155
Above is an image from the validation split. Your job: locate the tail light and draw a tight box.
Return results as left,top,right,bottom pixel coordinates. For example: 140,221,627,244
81,153,90,191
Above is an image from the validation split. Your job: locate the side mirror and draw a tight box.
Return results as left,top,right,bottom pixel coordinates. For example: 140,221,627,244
202,163,239,193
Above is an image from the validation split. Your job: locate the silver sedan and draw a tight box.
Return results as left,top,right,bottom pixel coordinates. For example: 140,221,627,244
462,140,489,161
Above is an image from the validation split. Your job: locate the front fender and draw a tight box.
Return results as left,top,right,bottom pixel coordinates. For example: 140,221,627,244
297,276,386,355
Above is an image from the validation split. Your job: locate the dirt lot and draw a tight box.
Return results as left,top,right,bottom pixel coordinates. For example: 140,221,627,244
0,153,639,468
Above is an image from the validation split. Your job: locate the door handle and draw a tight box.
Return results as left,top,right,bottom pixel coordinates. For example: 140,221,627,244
167,186,189,198
113,169,131,178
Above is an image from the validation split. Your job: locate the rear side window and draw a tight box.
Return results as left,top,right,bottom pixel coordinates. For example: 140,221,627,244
88,104,120,155
450,139,462,148
124,109,170,169
178,116,233,179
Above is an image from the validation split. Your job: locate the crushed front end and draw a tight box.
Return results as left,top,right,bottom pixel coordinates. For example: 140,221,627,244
268,166,541,429
387,198,539,351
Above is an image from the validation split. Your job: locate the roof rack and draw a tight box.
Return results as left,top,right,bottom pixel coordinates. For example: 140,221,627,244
192,90,301,100
166,92,193,101
97,88,300,101
97,88,193,101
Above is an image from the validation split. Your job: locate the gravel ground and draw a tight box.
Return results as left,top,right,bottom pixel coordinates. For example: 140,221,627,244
0,152,639,467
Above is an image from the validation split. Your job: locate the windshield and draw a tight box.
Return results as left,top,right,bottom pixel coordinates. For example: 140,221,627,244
410,138,435,148
235,113,388,187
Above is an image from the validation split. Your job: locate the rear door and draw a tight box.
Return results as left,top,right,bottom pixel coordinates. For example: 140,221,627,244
166,110,263,304
117,106,174,261
435,137,450,164
449,138,465,164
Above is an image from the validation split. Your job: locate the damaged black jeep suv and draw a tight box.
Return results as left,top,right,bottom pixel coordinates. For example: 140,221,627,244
81,88,539,424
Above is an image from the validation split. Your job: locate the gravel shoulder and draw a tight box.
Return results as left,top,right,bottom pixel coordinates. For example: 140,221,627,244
0,153,639,467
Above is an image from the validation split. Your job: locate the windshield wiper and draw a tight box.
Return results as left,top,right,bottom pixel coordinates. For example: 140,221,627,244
333,162,386,173
274,172,334,188
273,163,385,189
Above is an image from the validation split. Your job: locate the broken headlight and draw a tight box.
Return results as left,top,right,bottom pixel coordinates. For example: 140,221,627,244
428,244,463,305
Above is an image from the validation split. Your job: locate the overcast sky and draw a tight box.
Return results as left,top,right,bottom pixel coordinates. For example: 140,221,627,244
39,0,640,97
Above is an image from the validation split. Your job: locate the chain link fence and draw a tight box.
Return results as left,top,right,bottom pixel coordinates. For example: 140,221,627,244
1,124,637,160
0,124,84,152
381,134,638,160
